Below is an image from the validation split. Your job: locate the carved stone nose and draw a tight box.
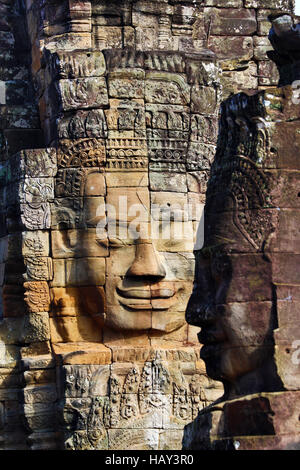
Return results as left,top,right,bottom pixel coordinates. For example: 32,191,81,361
127,242,166,279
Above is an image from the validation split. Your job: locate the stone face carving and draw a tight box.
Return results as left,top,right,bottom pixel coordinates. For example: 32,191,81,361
47,50,220,343
0,37,222,448
184,86,300,450
267,12,300,86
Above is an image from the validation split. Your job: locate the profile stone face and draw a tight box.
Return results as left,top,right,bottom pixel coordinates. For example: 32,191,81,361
184,86,300,450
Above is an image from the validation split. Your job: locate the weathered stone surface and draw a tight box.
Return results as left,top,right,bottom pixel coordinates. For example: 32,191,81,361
258,61,279,86
221,61,258,98
208,36,253,60
254,36,273,61
191,86,219,115
205,0,243,6
244,0,291,8
20,312,51,344
205,8,257,36
24,281,51,313
51,258,106,287
24,257,53,281
51,342,111,365
60,365,110,397
23,384,57,404
50,317,103,343
50,286,105,319
257,9,277,36
55,77,109,112
23,403,57,432
51,229,108,259
51,51,106,79
24,369,56,386
150,172,187,192
108,75,145,100
0,318,23,345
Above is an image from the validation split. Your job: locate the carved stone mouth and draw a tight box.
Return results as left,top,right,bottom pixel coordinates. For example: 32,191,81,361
116,285,176,310
198,328,226,346
116,286,175,299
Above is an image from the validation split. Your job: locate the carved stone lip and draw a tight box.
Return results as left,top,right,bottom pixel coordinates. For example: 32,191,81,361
198,328,226,346
116,286,175,299
117,296,177,310
117,284,177,310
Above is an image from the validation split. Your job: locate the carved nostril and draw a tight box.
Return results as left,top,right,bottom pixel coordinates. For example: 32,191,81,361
127,242,166,279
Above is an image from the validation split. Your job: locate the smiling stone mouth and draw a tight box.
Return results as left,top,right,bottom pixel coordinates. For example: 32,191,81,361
116,285,176,310
198,328,226,346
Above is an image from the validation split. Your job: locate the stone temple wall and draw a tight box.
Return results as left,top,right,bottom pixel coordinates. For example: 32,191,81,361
0,0,296,451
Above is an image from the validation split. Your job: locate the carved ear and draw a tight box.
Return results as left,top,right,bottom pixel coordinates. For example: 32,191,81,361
59,229,79,250
54,206,79,251
66,229,79,249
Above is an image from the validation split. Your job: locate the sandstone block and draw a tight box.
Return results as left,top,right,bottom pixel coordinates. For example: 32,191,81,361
3,284,25,317
190,114,218,144
61,365,110,397
155,221,194,253
23,403,56,432
0,370,21,389
24,257,53,281
244,0,291,8
23,384,57,404
50,197,106,230
51,342,111,365
145,72,190,105
23,369,55,386
51,51,106,79
108,428,159,450
270,123,300,170
24,281,51,314
51,229,109,259
56,77,109,111
254,36,273,61
163,252,195,281
221,62,258,99
150,172,187,193
44,33,92,52
21,148,57,178
51,258,105,287
188,193,205,221
258,61,279,86
50,317,102,343
257,9,277,36
187,171,208,195
20,312,50,344
272,254,300,285
158,429,184,450
108,77,145,99
204,0,243,6
208,36,253,60
105,99,146,133
204,8,257,36
50,286,105,318
0,318,24,345
105,171,149,188
105,246,135,277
